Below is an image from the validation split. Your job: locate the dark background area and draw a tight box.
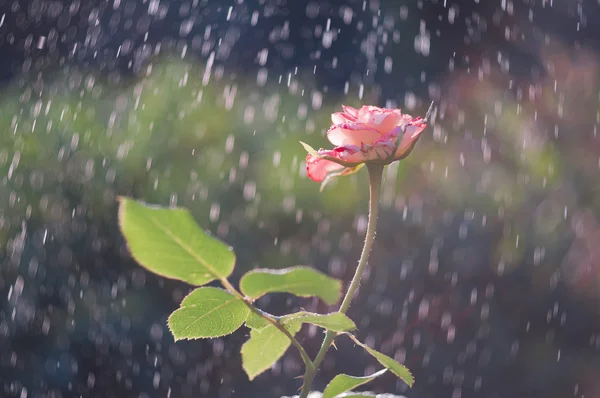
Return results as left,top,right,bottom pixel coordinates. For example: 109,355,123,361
1,0,599,397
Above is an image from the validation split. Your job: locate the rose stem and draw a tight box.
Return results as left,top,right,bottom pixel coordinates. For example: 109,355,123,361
299,162,384,398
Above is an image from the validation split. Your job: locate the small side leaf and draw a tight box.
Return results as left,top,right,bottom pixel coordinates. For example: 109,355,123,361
245,311,272,330
347,335,414,387
241,322,302,380
240,266,342,305
118,198,235,286
323,369,387,398
300,141,320,157
168,287,249,340
282,312,356,332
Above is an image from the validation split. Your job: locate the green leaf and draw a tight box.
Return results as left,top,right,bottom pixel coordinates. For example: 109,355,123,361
241,321,302,380
118,198,235,286
245,311,273,330
168,287,249,340
323,369,387,398
300,141,320,157
282,312,356,332
240,266,341,305
347,335,414,387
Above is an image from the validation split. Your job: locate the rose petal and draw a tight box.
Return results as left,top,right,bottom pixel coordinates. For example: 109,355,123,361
306,154,344,182
305,106,428,184
374,111,406,132
357,105,382,118
395,119,427,159
327,123,383,146
341,105,359,117
374,123,402,145
354,108,406,132
331,111,357,125
318,145,364,163
365,111,389,126
320,141,395,164
331,113,346,125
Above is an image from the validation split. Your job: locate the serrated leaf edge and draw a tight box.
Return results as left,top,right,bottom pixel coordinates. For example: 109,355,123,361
239,266,342,305
167,288,249,340
282,311,357,332
323,369,387,398
117,197,235,285
345,333,414,387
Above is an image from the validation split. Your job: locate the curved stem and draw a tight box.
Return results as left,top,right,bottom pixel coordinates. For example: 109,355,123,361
299,163,384,398
219,278,315,372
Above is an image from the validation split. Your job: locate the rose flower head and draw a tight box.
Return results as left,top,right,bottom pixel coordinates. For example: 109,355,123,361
302,104,432,188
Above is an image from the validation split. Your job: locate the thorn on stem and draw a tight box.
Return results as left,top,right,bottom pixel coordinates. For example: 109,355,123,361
424,101,435,122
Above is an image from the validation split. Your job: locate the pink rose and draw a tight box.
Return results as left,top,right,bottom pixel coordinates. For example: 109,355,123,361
304,105,429,183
